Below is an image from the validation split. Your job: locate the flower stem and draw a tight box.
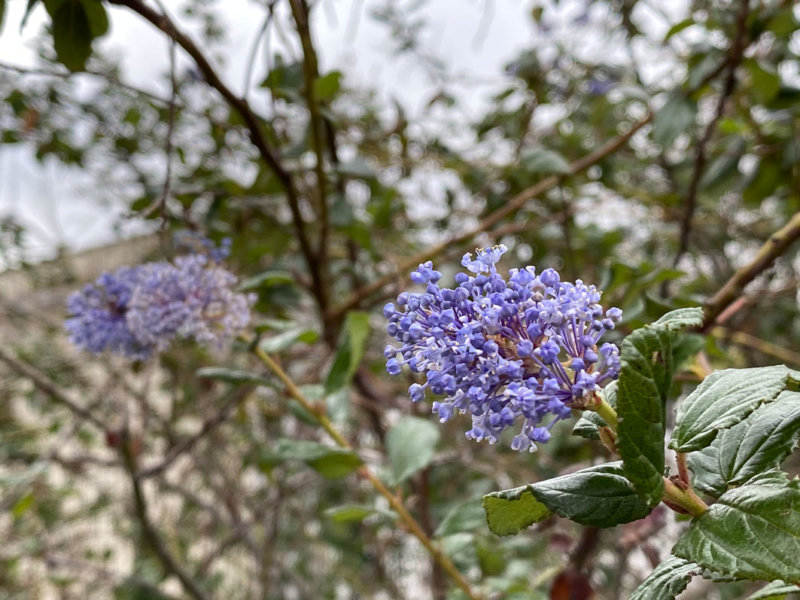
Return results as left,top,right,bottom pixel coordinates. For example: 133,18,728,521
662,477,709,518
590,393,619,430
252,344,482,600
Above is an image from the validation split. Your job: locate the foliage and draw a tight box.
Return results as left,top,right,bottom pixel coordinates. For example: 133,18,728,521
1,1,800,599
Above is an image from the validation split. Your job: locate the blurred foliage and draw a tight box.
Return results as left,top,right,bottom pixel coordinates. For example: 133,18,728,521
1,0,800,599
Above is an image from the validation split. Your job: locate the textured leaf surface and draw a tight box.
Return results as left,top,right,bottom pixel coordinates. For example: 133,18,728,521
629,556,703,600
482,486,550,536
618,308,703,506
746,580,800,600
688,391,800,497
671,366,795,452
673,478,800,582
385,416,440,485
525,462,651,527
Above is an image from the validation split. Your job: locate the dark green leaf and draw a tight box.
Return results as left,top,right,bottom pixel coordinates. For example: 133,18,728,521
385,416,440,485
652,94,696,148
671,365,796,452
237,269,295,291
195,367,270,386
49,0,93,71
629,557,703,600
482,486,550,536
746,581,800,600
673,477,800,582
526,462,651,527
324,311,370,393
80,0,108,37
688,391,800,497
521,148,571,175
0,0,6,31
746,59,781,105
618,308,703,506
664,18,694,41
323,504,375,523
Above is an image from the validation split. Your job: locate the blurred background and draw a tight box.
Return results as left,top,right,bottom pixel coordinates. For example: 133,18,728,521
1,0,799,598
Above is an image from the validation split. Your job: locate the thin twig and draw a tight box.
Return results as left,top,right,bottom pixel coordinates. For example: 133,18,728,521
711,327,800,367
0,345,107,430
121,431,211,600
252,345,482,600
326,113,653,321
136,383,256,480
671,0,750,272
702,210,800,331
106,0,328,317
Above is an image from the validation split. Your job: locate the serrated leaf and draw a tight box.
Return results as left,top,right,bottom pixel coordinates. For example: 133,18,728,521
629,557,703,600
573,380,617,440
521,148,572,175
671,365,795,452
49,0,92,71
652,94,697,148
688,391,800,497
435,498,486,537
528,462,651,527
746,580,800,600
618,308,703,506
385,416,440,485
673,478,800,582
482,486,551,536
324,311,370,393
195,367,270,386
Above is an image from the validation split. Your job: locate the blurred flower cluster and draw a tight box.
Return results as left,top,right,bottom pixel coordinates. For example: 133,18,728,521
384,245,622,452
65,239,254,360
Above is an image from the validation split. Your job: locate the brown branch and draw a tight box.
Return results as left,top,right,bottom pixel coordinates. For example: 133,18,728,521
671,0,750,272
121,431,211,600
326,113,653,321
711,327,800,367
136,383,256,480
702,210,800,331
106,0,328,316
0,345,107,431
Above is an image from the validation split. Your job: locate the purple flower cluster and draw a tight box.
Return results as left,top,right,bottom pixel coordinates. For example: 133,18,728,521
384,245,622,452
66,249,254,360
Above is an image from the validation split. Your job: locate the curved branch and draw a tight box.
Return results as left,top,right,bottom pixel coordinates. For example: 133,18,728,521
326,113,653,321
702,210,800,331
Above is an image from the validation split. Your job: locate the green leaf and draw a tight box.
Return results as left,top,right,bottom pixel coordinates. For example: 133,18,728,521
267,439,362,479
435,498,487,537
664,18,694,41
80,0,108,37
673,477,800,582
651,94,697,148
313,71,343,101
324,311,370,393
521,148,572,175
258,327,318,352
0,0,6,31
49,0,93,71
195,367,270,386
618,308,703,506
746,59,781,105
385,416,440,485
629,557,703,600
323,504,375,523
482,486,550,536
529,462,652,527
573,381,616,440
671,365,796,452
688,391,800,497
237,269,295,291
746,581,800,600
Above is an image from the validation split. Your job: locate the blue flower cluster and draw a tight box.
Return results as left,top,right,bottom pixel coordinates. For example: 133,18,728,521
384,245,622,452
66,249,254,360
